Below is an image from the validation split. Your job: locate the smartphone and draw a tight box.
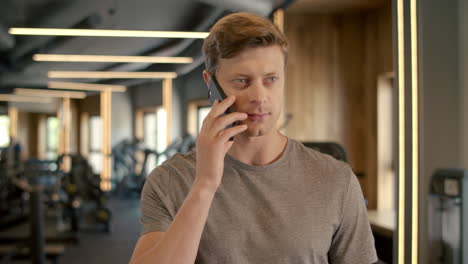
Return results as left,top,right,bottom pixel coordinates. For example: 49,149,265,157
208,77,239,140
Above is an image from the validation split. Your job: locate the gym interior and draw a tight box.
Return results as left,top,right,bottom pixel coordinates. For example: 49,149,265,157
0,0,467,263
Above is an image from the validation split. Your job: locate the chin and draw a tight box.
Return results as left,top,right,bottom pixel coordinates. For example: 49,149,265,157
243,123,275,137
243,130,265,137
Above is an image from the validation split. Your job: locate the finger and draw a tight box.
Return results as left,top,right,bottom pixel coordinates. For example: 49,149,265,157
200,101,218,128
218,124,248,142
224,140,234,150
212,112,248,133
208,96,236,118
202,96,235,129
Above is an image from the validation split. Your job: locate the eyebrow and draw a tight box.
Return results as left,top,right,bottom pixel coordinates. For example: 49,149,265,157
229,72,278,78
264,72,277,76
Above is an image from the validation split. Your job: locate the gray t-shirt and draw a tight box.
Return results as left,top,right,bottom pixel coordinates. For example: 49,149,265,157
140,138,378,264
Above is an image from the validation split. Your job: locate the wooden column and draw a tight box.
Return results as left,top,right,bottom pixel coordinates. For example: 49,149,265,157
187,102,199,136
8,107,18,139
135,109,144,140
100,89,112,191
273,8,285,131
58,97,71,171
163,78,172,145
7,107,18,168
80,112,89,158
37,114,47,160
273,8,284,32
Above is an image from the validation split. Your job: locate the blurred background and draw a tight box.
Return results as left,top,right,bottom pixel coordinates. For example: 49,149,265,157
0,0,466,263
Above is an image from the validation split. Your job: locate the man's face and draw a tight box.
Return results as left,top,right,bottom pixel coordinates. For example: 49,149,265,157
212,45,285,137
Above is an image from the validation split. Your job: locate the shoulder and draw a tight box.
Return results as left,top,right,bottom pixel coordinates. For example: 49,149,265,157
289,139,350,174
288,138,353,188
160,150,197,171
145,151,197,191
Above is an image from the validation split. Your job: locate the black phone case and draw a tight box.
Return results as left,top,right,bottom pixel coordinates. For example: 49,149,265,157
208,78,239,140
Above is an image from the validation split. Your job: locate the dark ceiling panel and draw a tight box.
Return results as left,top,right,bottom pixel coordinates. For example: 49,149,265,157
0,0,291,91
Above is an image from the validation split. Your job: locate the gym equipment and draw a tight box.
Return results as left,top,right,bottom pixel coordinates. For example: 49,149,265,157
112,137,186,197
112,139,145,196
58,154,112,233
21,158,80,238
0,175,65,264
430,169,468,264
0,158,78,243
0,168,26,230
0,141,27,222
179,134,196,153
111,139,142,187
302,142,348,163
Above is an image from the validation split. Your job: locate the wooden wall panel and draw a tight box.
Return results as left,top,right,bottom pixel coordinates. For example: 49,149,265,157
338,14,369,201
76,94,100,155
77,94,100,116
17,111,31,159
284,15,343,142
70,99,79,154
363,1,393,209
284,3,392,209
27,113,40,159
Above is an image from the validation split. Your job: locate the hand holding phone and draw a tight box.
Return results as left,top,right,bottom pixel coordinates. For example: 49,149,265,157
208,77,240,139
195,87,248,190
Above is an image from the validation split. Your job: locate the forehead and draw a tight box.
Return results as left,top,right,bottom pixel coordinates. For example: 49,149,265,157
217,45,285,76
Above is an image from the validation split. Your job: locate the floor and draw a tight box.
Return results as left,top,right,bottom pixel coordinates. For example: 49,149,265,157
59,197,141,264
0,196,142,264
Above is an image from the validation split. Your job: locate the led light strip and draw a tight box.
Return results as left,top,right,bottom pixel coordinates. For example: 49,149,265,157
0,94,54,103
15,88,87,99
48,81,127,92
9,28,209,39
48,71,177,79
34,54,193,64
397,0,406,262
411,0,419,262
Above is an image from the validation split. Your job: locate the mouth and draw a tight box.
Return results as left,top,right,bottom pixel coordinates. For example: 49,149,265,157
247,112,270,121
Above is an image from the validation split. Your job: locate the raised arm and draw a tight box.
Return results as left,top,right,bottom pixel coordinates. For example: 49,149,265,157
130,96,247,264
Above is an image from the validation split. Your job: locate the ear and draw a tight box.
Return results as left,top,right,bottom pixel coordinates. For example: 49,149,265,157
202,70,212,88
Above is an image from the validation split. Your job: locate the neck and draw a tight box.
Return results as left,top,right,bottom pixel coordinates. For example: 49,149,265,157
227,130,288,166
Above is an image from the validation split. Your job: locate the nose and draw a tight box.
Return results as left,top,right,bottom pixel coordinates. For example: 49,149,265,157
247,79,268,105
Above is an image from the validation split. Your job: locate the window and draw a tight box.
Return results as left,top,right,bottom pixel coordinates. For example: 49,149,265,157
45,116,59,160
197,106,211,134
88,116,102,173
187,99,210,137
377,75,395,210
0,115,9,148
140,107,167,173
156,107,167,156
143,112,157,172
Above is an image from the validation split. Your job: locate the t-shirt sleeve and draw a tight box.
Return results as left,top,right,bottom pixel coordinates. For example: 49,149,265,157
328,169,378,264
140,168,173,235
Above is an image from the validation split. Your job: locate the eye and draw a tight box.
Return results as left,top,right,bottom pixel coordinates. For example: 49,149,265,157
232,78,249,88
265,76,278,85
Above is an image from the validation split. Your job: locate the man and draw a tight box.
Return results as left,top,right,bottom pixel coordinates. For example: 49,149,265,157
130,12,378,264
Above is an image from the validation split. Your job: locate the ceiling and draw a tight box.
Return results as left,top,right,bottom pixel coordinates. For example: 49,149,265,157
0,0,388,97
0,0,293,93
287,0,387,13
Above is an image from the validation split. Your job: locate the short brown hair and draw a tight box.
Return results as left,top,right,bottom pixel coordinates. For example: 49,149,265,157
203,12,288,75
